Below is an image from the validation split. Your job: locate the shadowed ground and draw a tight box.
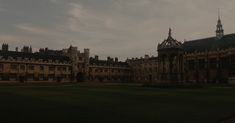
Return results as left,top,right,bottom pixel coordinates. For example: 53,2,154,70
0,84,234,123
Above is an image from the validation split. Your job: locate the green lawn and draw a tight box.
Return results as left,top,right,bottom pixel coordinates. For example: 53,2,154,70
0,84,235,123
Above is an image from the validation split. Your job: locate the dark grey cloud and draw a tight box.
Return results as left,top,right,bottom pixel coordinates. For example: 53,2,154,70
0,0,235,60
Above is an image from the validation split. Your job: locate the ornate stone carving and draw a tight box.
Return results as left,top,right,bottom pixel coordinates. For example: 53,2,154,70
158,28,182,50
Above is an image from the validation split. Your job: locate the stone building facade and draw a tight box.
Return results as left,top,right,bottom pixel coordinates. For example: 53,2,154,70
0,45,89,82
157,28,184,83
126,16,235,84
182,17,235,84
0,15,235,84
62,46,90,81
126,55,158,83
88,56,131,82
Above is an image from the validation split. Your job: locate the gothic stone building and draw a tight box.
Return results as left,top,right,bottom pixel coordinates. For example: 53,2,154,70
126,55,158,83
88,56,131,82
0,44,89,82
183,17,235,84
128,16,235,84
157,28,184,83
0,16,235,84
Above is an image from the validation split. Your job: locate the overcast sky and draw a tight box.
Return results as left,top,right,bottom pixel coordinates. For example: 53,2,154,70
0,0,235,60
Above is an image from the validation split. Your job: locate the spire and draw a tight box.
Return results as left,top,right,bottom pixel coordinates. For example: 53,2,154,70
168,28,172,37
216,9,224,39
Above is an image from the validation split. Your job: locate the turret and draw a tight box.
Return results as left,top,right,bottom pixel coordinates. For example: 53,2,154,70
2,43,9,51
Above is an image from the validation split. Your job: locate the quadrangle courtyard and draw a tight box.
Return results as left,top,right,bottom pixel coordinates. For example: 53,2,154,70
0,83,235,123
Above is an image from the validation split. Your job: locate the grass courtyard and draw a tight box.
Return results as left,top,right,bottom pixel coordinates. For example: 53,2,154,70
0,84,235,123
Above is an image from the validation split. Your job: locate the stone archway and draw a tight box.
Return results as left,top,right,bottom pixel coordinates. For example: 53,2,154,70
76,72,85,82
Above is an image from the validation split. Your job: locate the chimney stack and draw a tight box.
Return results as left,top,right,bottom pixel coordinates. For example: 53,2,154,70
115,57,118,62
95,55,99,60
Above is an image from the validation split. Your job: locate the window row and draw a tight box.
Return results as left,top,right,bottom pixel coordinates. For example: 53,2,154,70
0,64,71,72
89,68,129,73
0,74,71,81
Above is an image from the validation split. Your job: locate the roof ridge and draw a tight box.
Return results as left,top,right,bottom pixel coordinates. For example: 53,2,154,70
186,33,235,43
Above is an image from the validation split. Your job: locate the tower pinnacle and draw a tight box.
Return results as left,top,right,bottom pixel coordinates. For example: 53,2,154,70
168,28,172,37
168,28,171,38
216,9,224,39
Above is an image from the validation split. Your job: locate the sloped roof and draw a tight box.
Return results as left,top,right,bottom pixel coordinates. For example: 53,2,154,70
89,57,129,67
183,33,235,53
0,51,71,62
158,28,182,50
